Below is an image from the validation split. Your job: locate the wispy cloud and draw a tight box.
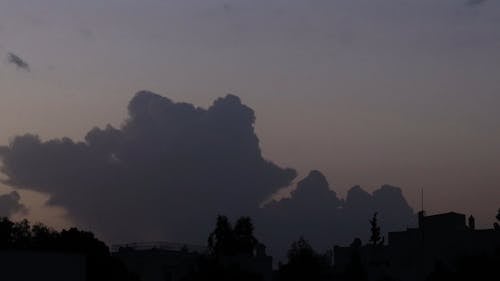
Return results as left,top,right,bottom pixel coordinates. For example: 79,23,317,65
7,52,30,72
466,0,488,7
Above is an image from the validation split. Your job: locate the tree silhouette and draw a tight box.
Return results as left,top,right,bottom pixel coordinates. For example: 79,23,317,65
0,217,14,249
31,222,59,250
468,215,475,230
234,216,258,256
11,219,31,248
208,215,236,256
187,215,265,281
278,237,329,281
350,238,362,249
369,212,383,247
208,215,260,257
0,217,139,281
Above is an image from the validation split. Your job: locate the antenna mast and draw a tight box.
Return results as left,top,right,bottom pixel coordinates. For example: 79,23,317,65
421,187,424,212
419,187,425,280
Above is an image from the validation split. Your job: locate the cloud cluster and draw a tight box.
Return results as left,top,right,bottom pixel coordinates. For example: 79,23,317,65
0,191,26,217
0,91,296,243
258,171,415,257
0,91,414,258
6,52,30,71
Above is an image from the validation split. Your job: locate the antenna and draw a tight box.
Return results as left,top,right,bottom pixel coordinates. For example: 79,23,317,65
421,187,424,212
420,187,425,281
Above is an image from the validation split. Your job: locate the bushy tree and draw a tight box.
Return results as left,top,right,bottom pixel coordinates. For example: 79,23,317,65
234,216,258,256
0,217,14,248
189,215,264,281
208,215,236,256
31,223,59,250
0,217,139,281
279,237,330,281
208,215,259,257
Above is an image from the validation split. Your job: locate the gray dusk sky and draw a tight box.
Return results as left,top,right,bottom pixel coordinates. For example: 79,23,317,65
0,0,499,231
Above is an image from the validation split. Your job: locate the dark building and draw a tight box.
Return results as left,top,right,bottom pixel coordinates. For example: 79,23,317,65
217,243,273,281
334,211,500,281
113,241,273,281
113,242,205,281
0,251,86,281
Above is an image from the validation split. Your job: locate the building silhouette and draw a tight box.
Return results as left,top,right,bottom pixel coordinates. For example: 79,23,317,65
113,241,273,281
0,251,86,281
112,242,205,281
334,211,500,281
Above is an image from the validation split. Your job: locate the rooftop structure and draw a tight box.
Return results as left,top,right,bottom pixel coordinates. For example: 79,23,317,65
112,241,207,254
334,211,500,281
113,241,272,281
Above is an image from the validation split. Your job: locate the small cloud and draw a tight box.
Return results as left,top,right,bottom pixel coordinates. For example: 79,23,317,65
223,3,232,11
78,28,95,41
466,0,488,7
7,52,30,72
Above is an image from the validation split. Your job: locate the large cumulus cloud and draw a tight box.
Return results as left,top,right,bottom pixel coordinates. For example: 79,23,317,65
0,191,26,217
0,91,296,243
0,91,415,259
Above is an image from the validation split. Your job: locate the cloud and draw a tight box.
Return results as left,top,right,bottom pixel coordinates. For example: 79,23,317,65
6,52,30,71
258,171,415,258
0,191,26,217
222,2,232,12
0,91,415,258
78,28,95,41
466,0,488,7
0,91,296,243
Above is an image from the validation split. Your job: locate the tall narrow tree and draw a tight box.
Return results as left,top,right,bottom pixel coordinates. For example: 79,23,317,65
369,212,383,247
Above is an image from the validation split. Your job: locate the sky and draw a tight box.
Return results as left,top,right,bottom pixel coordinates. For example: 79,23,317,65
0,0,499,234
